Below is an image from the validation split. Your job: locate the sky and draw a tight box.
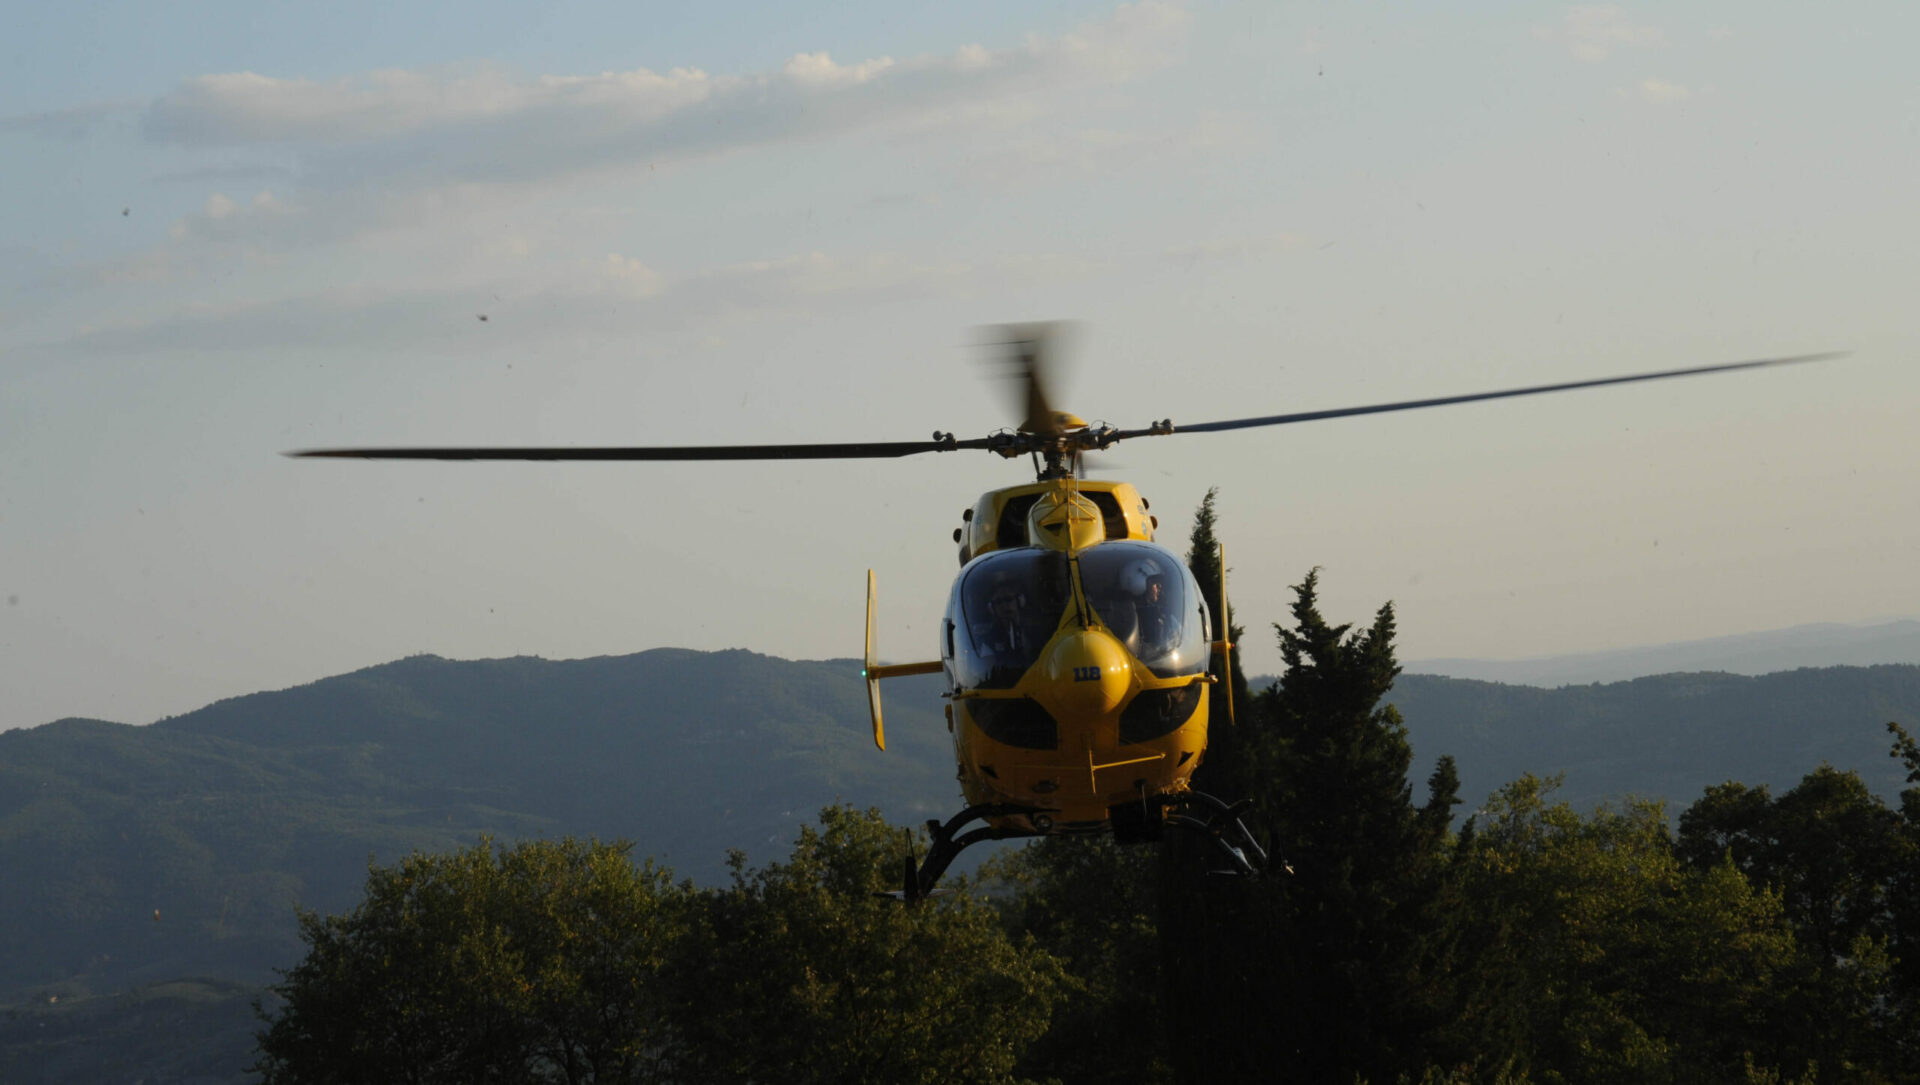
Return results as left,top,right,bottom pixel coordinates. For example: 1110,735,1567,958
3,1,1915,731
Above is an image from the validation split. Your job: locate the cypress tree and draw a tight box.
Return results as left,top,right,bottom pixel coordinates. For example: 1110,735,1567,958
1891,722,1920,1066
1160,568,1460,1083
1184,486,1253,798
1153,489,1260,1076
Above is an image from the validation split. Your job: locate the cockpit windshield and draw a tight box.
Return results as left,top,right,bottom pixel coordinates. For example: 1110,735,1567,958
948,548,1072,689
944,542,1209,688
1080,543,1209,678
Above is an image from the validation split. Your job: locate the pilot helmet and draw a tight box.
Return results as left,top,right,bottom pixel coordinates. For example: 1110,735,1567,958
1120,558,1160,595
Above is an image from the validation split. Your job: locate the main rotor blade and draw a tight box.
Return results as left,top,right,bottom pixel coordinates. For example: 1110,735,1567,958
1119,352,1844,439
288,437,991,462
987,321,1072,436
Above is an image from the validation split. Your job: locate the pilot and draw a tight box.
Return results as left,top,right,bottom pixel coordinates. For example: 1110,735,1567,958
981,580,1028,659
1137,573,1174,653
1117,559,1175,658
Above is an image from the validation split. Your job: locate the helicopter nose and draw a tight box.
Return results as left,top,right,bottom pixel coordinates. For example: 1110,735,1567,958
1038,630,1133,720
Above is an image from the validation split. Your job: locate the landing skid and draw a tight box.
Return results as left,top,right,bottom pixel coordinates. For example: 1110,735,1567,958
1157,789,1280,879
880,792,1281,903
880,803,1049,903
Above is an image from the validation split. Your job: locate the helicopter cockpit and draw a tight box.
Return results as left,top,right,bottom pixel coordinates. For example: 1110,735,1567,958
945,542,1209,690
949,548,1073,689
1079,543,1208,678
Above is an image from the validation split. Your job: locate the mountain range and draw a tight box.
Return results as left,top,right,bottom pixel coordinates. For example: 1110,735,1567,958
3,646,1917,1080
1406,618,1920,686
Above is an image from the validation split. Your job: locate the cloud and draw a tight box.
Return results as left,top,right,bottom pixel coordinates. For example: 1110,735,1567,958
1536,6,1667,62
93,247,181,286
147,162,298,186
29,287,478,358
781,52,898,88
602,254,665,298
956,107,1253,188
0,99,140,139
167,189,291,243
143,3,1186,157
145,65,722,147
137,3,1190,251
37,239,1128,360
1629,77,1691,104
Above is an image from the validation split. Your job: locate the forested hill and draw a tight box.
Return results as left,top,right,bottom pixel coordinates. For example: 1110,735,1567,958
4,652,1919,1080
1390,666,1920,812
0,650,952,1002
5,652,1916,1000
1407,618,1920,685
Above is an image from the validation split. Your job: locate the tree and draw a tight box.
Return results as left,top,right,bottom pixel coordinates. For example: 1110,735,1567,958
1889,722,1920,1064
1447,777,1811,1083
259,811,1068,1085
989,834,1171,1083
1676,761,1909,1076
1680,765,1904,958
1674,780,1776,872
1259,571,1460,1080
255,837,688,1084
1159,569,1460,1083
673,806,1069,1085
1183,487,1252,798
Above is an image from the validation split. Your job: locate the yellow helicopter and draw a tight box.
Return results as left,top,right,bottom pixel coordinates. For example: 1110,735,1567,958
293,327,1837,900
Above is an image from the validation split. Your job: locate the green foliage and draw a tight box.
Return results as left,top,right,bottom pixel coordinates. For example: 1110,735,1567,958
1888,722,1920,1064
0,650,954,1005
256,809,1067,1085
1678,748,1920,1076
20,511,1920,1081
1888,721,1920,787
1160,569,1460,1084
987,835,1169,1083
1184,487,1254,802
1447,777,1810,1083
675,806,1068,1085
255,836,686,1084
1183,488,1246,690
1680,767,1902,962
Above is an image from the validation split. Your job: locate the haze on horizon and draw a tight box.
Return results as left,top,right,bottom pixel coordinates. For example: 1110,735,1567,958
4,1,1916,732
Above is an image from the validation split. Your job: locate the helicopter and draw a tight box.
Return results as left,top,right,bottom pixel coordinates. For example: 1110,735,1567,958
292,327,1839,900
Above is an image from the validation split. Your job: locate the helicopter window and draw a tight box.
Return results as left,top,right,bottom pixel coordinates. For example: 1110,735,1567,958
1079,543,1208,678
965,696,1059,749
949,548,1071,689
1085,490,1128,540
1119,681,1204,744
994,494,1041,550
